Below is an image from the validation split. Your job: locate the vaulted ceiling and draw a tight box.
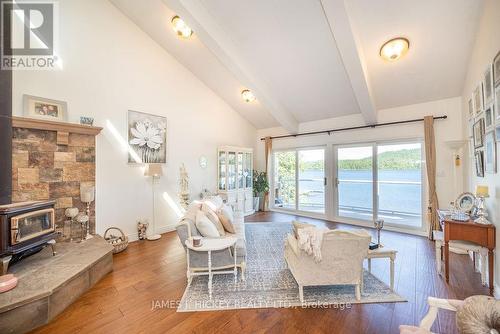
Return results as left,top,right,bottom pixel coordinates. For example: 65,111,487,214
111,0,483,132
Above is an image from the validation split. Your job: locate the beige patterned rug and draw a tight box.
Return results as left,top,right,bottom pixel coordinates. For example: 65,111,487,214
178,223,406,312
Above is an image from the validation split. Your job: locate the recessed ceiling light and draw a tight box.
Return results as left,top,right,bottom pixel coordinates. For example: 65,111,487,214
171,16,193,39
241,89,256,103
380,37,409,62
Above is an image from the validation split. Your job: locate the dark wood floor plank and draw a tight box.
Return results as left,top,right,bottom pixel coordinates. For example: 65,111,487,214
30,212,490,334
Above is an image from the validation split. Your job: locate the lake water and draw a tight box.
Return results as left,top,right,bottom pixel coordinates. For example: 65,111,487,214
297,169,422,216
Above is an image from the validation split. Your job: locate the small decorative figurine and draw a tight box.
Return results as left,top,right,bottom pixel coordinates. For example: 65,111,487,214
137,220,149,240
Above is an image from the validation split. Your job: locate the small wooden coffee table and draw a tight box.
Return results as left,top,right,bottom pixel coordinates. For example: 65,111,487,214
185,237,238,299
365,247,397,291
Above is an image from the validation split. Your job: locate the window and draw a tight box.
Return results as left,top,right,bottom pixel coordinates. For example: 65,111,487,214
272,148,325,214
335,141,423,229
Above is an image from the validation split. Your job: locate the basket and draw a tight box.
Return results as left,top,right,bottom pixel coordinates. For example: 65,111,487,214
104,227,129,254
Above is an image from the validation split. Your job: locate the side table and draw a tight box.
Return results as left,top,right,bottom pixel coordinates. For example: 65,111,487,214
185,237,238,299
365,248,397,291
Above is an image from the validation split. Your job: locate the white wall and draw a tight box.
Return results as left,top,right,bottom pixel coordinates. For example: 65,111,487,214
256,97,464,233
461,0,500,291
12,0,256,239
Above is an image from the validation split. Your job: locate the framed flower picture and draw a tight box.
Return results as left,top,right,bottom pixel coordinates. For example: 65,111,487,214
484,131,497,173
473,118,485,149
483,64,494,104
473,84,483,115
128,110,167,164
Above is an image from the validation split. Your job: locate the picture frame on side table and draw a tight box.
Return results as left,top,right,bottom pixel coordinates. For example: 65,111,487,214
483,64,494,104
473,118,485,149
484,131,497,173
484,105,494,131
475,150,484,177
473,84,483,116
494,51,500,87
23,94,68,122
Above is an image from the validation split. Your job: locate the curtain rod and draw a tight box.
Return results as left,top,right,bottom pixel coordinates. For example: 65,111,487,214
260,115,447,141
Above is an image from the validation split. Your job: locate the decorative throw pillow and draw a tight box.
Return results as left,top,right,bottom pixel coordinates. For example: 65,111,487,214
204,196,224,210
201,203,226,236
292,220,315,239
216,204,235,233
183,201,202,222
195,210,220,238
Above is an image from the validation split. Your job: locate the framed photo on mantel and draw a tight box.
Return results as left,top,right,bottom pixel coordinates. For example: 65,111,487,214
23,94,68,122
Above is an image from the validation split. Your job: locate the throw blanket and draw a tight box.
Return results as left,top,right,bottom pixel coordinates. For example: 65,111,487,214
297,227,328,262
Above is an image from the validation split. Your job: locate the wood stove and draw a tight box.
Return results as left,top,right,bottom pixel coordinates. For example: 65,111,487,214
0,200,57,274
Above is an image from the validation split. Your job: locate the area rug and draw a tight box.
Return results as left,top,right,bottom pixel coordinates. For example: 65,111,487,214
177,222,406,312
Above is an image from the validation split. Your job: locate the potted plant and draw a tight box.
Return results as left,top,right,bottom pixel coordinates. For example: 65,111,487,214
253,171,269,212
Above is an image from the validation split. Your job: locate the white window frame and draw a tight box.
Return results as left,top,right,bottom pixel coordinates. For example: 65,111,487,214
270,146,327,219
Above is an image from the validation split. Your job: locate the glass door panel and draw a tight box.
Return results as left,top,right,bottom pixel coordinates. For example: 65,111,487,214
337,146,373,220
237,152,244,189
377,143,423,228
273,151,296,210
298,149,325,213
227,152,236,190
245,152,252,188
218,151,226,191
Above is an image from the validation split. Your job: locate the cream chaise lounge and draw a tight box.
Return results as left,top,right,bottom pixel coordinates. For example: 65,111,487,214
284,229,371,302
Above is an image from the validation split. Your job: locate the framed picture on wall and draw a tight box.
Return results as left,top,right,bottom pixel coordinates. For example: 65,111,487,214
468,117,475,138
483,64,494,104
473,84,483,115
484,131,497,173
484,105,494,131
473,118,485,148
494,51,500,87
496,84,500,121
468,98,474,119
475,150,484,177
127,110,167,164
495,125,500,142
23,95,68,122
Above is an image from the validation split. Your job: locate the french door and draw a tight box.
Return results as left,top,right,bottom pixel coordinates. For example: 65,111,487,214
272,148,325,214
335,141,423,229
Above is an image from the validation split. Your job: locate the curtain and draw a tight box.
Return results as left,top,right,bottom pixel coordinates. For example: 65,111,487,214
264,136,272,211
424,116,440,240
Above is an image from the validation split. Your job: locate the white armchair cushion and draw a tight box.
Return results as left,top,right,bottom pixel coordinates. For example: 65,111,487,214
195,210,220,237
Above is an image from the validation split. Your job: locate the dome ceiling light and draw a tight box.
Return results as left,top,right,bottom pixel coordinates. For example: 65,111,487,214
241,89,256,103
380,37,410,62
171,16,193,39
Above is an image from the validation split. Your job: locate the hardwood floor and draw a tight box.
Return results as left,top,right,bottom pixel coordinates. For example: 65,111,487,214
32,212,489,334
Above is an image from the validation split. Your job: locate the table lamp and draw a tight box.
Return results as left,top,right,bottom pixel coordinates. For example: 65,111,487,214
474,185,490,225
144,164,163,240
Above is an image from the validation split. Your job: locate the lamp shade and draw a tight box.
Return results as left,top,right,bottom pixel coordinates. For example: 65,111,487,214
144,163,163,177
476,185,489,198
80,186,95,203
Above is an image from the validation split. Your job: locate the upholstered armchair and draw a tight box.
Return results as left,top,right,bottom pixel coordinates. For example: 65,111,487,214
284,229,371,302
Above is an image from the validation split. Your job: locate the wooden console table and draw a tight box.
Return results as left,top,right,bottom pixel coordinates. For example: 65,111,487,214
443,218,496,295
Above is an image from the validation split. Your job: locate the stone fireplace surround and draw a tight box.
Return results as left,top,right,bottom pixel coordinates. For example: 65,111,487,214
11,117,102,234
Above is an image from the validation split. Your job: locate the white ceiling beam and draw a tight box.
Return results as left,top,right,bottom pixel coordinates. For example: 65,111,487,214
320,0,377,124
163,0,299,133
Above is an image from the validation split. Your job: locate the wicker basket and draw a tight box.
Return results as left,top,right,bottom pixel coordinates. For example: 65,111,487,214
104,227,129,254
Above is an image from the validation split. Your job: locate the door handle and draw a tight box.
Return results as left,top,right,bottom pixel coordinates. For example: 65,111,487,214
324,177,327,186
